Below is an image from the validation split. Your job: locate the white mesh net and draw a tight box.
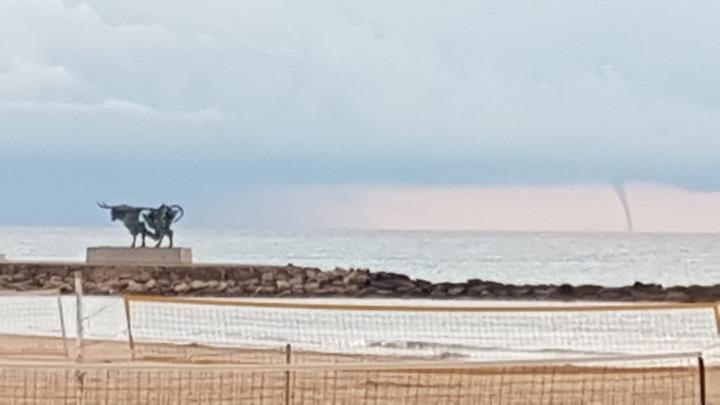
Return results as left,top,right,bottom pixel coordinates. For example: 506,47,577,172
126,298,720,362
0,292,65,337
0,291,68,358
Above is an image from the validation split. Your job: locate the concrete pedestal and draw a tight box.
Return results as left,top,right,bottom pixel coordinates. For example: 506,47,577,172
86,247,193,264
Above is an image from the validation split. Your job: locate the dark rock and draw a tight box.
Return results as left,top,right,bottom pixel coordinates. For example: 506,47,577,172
313,287,339,296
375,288,397,297
331,267,348,277
357,287,379,297
342,272,361,286
371,271,411,283
430,285,448,298
342,284,359,294
557,284,575,297
173,282,190,293
305,269,319,280
304,282,320,293
254,286,276,295
96,281,113,294
447,286,465,296
138,271,153,283
316,273,331,284
126,280,144,293
3,262,720,302
260,272,275,285
228,268,256,282
633,281,662,291
372,280,401,291
11,270,29,282
468,285,493,298
190,280,210,290
276,280,291,291
288,275,304,286
394,283,415,294
575,285,603,296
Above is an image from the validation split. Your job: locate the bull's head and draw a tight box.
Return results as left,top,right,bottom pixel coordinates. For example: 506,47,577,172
166,204,184,223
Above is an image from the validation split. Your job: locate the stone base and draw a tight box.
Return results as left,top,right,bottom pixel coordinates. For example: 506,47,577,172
86,247,193,265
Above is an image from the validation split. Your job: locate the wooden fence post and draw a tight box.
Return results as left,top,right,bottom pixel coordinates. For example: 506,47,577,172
73,270,86,405
285,344,293,405
57,294,69,359
698,356,706,405
74,271,83,361
123,296,136,360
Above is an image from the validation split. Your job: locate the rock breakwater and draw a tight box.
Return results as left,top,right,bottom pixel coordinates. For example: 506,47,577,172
0,262,718,302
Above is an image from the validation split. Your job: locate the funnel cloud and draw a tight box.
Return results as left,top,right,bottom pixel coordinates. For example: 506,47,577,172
613,184,633,233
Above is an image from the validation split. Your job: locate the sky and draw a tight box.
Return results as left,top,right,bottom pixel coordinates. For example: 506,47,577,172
1,0,720,230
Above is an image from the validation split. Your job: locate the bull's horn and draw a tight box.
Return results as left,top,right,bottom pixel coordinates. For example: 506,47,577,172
97,201,112,209
170,205,184,223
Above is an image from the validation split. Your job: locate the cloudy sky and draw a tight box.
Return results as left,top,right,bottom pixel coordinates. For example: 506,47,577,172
1,0,720,230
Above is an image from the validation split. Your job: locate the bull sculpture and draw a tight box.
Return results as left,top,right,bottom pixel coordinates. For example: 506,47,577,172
98,202,184,248
143,204,184,248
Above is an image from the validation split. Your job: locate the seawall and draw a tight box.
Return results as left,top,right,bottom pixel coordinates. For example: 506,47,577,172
0,262,718,302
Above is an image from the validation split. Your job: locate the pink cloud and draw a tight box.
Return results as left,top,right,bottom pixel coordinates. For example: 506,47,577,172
257,183,720,232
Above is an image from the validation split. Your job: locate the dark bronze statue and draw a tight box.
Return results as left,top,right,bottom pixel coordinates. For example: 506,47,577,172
143,204,184,248
98,202,184,248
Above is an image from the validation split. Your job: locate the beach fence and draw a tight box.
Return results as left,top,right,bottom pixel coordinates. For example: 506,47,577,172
0,353,710,404
0,283,719,403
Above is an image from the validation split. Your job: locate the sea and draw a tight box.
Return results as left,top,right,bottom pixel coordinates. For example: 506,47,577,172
1,227,719,362
1,226,720,286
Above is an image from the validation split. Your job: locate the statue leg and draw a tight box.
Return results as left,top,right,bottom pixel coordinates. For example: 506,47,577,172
155,234,163,248
168,230,174,248
131,234,136,248
141,232,146,248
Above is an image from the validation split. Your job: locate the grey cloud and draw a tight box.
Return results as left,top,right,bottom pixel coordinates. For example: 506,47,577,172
1,0,719,188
